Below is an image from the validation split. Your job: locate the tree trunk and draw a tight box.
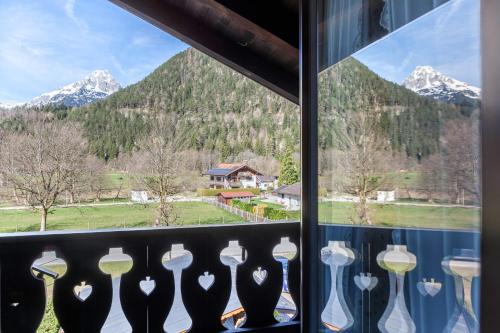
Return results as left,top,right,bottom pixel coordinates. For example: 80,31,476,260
115,184,123,200
357,194,372,225
95,190,102,202
40,209,48,232
12,189,19,205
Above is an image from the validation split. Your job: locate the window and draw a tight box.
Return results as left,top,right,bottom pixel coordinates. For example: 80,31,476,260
317,0,481,331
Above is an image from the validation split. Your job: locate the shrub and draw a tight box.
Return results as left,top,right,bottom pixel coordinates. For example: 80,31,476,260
231,199,255,212
319,187,328,197
263,207,288,220
37,299,60,333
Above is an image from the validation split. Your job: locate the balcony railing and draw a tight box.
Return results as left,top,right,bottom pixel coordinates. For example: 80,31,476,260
0,222,300,333
0,220,480,333
318,224,480,333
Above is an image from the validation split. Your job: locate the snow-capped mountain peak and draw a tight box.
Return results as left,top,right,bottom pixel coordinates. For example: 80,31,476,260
28,70,121,107
0,102,23,110
402,66,480,105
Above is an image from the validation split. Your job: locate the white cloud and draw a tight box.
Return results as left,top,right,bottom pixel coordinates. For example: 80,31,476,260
64,0,89,33
0,0,187,103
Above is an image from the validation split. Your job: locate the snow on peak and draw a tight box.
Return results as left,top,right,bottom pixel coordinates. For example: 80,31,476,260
403,66,480,104
0,102,23,110
28,70,121,107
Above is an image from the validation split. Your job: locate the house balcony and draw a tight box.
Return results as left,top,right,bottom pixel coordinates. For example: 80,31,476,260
0,221,479,332
228,180,243,188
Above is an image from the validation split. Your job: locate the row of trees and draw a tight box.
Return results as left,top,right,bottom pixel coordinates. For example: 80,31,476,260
0,114,183,230
319,111,480,225
0,116,90,231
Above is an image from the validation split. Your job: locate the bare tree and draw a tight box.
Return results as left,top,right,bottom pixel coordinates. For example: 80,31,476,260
84,156,108,202
130,116,180,226
0,119,87,231
419,154,445,203
335,112,393,225
441,118,480,204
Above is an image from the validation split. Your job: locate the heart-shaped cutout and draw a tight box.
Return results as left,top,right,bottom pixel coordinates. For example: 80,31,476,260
198,272,215,291
354,273,378,291
74,282,92,302
139,276,156,296
418,279,442,297
253,267,268,285
417,281,427,296
354,275,366,291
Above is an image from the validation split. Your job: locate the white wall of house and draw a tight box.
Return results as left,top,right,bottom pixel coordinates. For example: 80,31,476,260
284,195,300,210
273,194,300,210
241,175,257,188
258,179,278,191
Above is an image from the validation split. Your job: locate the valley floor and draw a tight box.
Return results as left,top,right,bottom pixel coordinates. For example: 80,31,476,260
0,199,480,233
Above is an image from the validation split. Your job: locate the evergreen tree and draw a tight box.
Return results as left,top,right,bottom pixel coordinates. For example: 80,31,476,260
278,149,299,186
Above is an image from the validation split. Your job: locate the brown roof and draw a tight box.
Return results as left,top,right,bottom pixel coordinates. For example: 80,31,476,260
218,191,256,199
275,182,301,197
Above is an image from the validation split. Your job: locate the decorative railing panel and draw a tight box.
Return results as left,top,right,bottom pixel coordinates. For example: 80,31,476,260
0,222,300,333
319,224,480,333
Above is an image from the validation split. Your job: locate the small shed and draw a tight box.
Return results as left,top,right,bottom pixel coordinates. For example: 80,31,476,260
131,190,149,203
377,190,396,202
217,191,255,205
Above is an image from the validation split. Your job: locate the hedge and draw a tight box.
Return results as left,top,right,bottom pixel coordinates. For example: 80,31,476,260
231,199,255,213
197,188,261,196
263,207,288,220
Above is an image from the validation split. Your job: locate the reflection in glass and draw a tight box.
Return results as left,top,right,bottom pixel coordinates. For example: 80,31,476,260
318,0,481,331
442,250,480,333
377,245,417,333
319,0,450,68
321,241,355,331
318,0,481,230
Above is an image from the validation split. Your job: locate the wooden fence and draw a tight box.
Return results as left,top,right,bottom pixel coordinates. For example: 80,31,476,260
202,198,270,223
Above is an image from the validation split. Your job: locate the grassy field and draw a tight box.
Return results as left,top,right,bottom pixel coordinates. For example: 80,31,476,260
250,199,284,210
105,172,131,189
0,202,244,233
0,200,480,233
318,201,480,229
248,201,479,229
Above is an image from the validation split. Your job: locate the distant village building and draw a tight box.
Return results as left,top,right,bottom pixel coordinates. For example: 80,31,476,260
255,175,279,191
217,191,255,205
205,163,276,190
273,182,301,210
377,190,396,202
131,190,149,203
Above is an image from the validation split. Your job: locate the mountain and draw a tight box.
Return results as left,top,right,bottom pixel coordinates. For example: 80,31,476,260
0,102,22,110
28,70,120,107
62,48,467,159
403,66,480,106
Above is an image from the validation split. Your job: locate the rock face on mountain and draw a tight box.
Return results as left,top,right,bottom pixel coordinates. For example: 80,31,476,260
28,70,120,107
403,66,480,106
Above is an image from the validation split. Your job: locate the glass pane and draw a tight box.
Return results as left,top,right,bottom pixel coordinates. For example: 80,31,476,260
318,0,481,332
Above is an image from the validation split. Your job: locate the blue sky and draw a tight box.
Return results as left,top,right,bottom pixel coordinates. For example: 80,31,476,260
0,0,188,104
354,0,480,87
0,0,480,104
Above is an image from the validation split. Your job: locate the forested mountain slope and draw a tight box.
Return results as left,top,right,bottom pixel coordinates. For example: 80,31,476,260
31,48,470,159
